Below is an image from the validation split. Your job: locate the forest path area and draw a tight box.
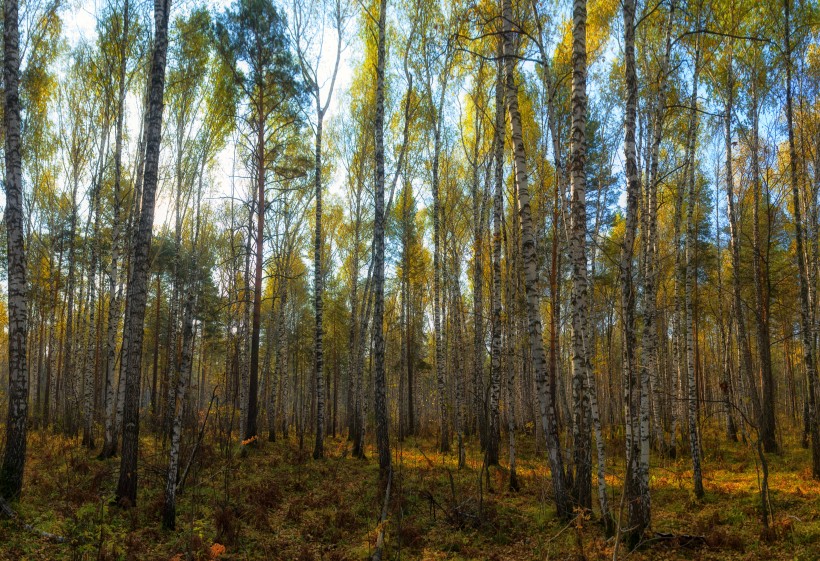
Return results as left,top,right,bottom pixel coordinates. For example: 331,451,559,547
0,426,818,560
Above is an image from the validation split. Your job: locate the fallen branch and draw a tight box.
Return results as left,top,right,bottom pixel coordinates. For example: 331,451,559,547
177,387,218,494
372,466,392,561
0,497,67,543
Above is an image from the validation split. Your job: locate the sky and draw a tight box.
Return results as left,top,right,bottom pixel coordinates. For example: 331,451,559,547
60,0,356,233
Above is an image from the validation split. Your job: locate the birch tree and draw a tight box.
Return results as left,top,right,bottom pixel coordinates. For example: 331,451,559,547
501,0,569,519
291,0,351,460
568,0,592,511
0,0,29,501
372,0,391,479
620,0,650,542
116,0,172,506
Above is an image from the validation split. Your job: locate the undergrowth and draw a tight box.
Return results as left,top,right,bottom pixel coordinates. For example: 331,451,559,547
0,422,818,560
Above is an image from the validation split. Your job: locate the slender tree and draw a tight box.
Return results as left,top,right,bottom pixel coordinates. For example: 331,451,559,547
621,0,649,542
784,0,820,478
501,0,569,519
116,0,172,506
372,0,391,479
568,0,592,511
0,0,29,501
215,0,302,443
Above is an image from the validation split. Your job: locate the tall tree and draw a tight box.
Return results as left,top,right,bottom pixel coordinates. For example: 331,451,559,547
568,0,592,511
684,44,704,499
501,0,569,519
620,0,649,543
99,0,139,459
487,46,504,468
0,0,29,502
291,0,350,460
216,0,302,443
784,0,820,478
372,0,391,479
116,0,172,506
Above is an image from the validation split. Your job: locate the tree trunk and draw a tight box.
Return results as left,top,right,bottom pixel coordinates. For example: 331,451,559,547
723,48,763,448
750,77,777,453
501,0,569,519
246,119,265,441
684,48,704,499
116,0,171,506
313,112,326,459
643,0,673,456
490,52,513,487
784,0,820,478
162,179,203,530
487,49,504,467
432,87,450,455
0,0,29,500
568,0,592,511
621,0,650,543
372,0,391,479
82,181,100,449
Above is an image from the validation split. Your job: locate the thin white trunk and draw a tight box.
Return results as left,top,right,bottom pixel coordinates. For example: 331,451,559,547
501,0,569,518
684,47,704,499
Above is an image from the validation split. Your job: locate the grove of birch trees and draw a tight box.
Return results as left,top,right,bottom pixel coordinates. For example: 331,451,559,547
1,0,820,555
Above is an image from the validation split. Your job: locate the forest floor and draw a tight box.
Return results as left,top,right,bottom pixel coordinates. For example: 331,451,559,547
1,422,819,560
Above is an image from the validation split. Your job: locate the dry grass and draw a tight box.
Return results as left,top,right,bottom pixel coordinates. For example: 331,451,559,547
0,422,818,560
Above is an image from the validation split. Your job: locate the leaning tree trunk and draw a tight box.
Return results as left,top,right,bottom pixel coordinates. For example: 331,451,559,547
0,0,29,500
501,0,569,520
116,0,171,507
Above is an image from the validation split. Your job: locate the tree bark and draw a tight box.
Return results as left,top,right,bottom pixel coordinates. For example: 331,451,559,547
750,76,777,453
723,47,763,447
501,0,569,519
621,0,650,543
684,47,704,499
487,47,504,467
784,0,820,478
372,0,391,479
568,0,592,511
0,0,29,500
313,111,326,459
116,0,171,506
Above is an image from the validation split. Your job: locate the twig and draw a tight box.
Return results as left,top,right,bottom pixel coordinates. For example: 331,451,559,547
371,466,393,561
177,387,217,494
0,497,67,543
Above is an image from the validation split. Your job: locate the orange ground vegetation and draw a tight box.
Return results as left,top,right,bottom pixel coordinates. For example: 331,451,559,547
0,422,818,560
